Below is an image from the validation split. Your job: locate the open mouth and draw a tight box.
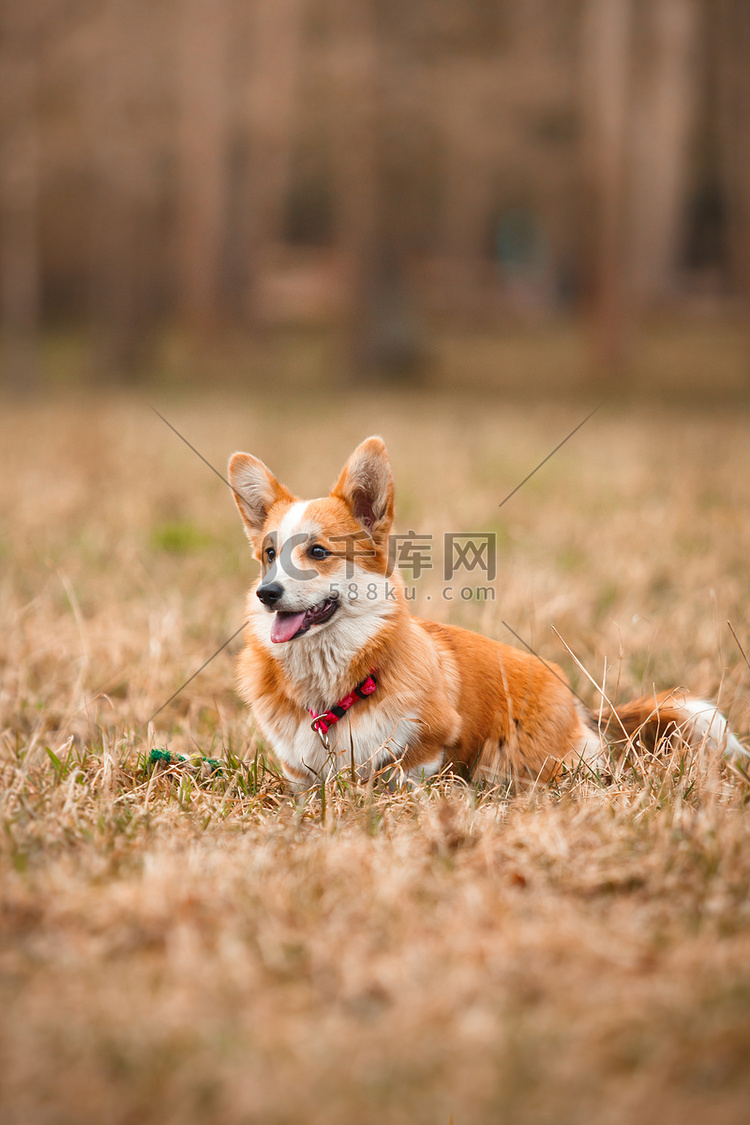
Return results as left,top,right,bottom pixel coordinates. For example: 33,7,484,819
270,596,339,644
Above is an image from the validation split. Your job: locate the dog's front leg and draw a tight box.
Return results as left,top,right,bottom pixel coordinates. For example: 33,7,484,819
400,702,461,785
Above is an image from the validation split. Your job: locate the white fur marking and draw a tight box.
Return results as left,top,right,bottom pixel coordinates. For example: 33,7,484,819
276,500,317,547
406,753,445,785
255,701,422,791
680,698,748,759
573,728,606,777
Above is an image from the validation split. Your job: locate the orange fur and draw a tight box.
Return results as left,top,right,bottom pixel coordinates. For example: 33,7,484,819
228,437,743,791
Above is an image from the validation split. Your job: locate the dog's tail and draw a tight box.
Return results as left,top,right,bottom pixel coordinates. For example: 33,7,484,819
595,690,746,760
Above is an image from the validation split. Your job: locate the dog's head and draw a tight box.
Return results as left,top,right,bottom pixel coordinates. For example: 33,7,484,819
228,437,396,646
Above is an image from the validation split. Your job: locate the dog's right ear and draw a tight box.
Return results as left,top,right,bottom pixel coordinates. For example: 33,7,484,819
228,452,294,548
332,435,394,549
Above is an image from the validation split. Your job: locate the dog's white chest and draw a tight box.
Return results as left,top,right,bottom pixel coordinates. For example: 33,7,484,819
260,699,420,785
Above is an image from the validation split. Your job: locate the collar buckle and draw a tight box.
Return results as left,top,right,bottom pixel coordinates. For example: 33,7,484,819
310,715,331,751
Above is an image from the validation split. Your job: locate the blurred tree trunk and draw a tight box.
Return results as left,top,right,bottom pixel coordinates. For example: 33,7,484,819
332,0,425,379
716,0,750,328
88,0,156,382
330,0,379,370
630,0,698,307
177,0,230,330
245,0,305,322
0,9,41,394
441,70,495,319
581,0,634,381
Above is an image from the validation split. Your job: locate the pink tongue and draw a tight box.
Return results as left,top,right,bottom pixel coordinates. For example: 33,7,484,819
271,611,307,644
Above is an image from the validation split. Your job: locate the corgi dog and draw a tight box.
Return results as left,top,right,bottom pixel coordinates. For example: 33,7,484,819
228,436,744,791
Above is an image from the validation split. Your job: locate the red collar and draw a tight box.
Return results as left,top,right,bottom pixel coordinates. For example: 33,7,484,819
308,670,378,736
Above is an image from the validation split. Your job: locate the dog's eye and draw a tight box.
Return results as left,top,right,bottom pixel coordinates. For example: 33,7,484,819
309,545,329,560
265,546,276,562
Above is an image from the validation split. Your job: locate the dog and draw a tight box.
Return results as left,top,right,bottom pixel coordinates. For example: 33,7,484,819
228,436,744,791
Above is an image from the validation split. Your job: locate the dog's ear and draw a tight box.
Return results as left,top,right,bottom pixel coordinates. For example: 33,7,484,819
228,452,294,548
332,436,394,547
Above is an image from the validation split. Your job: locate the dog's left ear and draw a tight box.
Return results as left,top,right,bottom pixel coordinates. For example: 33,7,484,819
332,436,395,548
228,451,295,549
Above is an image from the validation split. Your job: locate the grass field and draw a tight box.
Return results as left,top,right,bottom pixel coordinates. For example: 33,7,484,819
2,389,750,1125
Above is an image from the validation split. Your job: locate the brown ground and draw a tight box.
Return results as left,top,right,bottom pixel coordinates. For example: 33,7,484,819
1,389,750,1124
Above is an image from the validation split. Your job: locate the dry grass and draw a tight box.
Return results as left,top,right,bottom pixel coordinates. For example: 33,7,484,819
2,389,750,1125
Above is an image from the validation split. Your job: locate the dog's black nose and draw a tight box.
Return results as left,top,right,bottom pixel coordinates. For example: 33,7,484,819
257,582,284,607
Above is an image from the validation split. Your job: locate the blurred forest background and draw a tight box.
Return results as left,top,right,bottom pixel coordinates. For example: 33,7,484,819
1,0,749,394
